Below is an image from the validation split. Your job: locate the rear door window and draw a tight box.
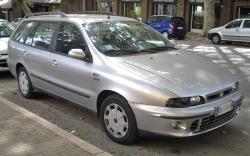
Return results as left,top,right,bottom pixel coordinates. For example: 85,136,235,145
32,22,58,51
243,20,250,28
12,21,37,43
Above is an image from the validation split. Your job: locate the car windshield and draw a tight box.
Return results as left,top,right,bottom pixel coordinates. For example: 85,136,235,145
0,21,14,38
83,21,174,56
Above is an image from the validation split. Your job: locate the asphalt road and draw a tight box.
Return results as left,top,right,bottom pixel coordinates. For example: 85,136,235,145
0,40,250,156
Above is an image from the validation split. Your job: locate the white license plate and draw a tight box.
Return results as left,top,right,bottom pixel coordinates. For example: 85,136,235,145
215,102,233,117
177,27,183,29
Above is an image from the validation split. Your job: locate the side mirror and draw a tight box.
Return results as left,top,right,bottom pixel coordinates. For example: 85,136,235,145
68,49,86,60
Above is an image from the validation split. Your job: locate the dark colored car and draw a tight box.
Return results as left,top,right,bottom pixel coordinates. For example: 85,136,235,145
145,15,186,39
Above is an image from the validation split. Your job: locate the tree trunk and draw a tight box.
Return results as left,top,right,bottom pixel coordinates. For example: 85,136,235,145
96,0,104,11
23,0,32,15
202,0,215,36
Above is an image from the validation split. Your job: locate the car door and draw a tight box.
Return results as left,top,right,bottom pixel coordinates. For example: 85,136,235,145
222,20,242,41
240,19,250,42
23,21,59,91
47,22,94,110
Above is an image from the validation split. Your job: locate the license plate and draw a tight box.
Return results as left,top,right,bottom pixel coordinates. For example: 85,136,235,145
177,27,183,29
215,102,233,117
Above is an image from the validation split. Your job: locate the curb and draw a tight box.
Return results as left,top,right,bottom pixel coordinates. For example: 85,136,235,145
0,95,112,156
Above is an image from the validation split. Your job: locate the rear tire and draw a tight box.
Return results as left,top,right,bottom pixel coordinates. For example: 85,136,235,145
100,94,138,144
211,34,221,44
17,67,34,99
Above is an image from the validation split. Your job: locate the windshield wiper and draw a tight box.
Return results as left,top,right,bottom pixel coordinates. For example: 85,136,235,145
140,46,175,53
104,49,140,56
0,35,10,38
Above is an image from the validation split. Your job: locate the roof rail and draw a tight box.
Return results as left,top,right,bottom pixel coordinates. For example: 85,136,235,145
24,12,68,18
70,11,116,16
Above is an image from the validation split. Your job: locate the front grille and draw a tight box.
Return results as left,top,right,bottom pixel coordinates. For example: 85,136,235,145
191,107,236,133
206,86,236,102
0,59,7,63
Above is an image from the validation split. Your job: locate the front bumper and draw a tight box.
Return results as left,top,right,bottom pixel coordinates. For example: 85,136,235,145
0,54,8,67
130,91,243,137
208,33,213,40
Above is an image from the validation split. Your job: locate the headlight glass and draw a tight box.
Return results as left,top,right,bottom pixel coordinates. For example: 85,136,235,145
232,82,239,91
166,96,205,108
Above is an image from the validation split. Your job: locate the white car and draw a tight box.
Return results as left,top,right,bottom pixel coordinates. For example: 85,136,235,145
0,19,14,68
208,18,250,44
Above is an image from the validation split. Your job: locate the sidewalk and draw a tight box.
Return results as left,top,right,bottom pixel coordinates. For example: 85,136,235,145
184,32,209,42
0,96,112,156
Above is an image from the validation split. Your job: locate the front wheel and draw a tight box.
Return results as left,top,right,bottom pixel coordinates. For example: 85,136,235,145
212,34,221,44
100,94,138,144
17,67,34,98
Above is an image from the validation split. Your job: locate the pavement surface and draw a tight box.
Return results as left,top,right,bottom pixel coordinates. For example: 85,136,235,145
0,69,112,156
0,40,250,156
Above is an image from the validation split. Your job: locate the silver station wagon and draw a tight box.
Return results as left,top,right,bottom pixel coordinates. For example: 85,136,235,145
8,12,244,144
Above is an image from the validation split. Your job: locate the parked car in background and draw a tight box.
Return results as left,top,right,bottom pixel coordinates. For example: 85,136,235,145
145,15,186,40
11,18,23,27
208,18,250,44
8,12,243,144
0,19,14,68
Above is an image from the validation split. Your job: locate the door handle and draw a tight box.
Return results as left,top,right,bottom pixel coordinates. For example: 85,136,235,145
51,59,58,66
236,29,239,31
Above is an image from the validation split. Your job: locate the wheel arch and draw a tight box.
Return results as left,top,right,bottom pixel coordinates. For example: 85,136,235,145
96,90,129,118
16,63,25,75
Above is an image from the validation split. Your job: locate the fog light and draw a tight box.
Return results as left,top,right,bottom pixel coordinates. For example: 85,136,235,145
172,121,187,130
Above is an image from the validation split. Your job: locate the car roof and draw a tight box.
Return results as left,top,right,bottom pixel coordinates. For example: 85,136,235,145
23,14,137,24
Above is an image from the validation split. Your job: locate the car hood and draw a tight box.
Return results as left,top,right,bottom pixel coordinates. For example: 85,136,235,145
0,37,9,55
209,26,224,33
108,50,238,97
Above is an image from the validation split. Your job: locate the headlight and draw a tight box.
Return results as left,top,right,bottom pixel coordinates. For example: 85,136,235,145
232,82,239,91
166,96,205,108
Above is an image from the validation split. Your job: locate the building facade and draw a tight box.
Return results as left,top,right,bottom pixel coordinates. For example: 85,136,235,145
111,0,250,32
3,0,250,33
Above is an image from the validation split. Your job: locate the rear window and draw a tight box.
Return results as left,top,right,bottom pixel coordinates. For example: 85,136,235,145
171,17,185,25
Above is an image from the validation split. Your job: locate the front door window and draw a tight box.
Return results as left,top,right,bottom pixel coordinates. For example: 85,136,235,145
191,5,204,30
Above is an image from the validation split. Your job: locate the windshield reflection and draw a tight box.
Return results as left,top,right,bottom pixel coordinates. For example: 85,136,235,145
83,21,174,56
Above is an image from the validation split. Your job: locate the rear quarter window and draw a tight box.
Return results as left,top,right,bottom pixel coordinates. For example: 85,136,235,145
12,21,37,43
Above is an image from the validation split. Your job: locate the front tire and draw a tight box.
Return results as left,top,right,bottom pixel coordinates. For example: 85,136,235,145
100,94,138,144
212,34,221,44
17,67,34,98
